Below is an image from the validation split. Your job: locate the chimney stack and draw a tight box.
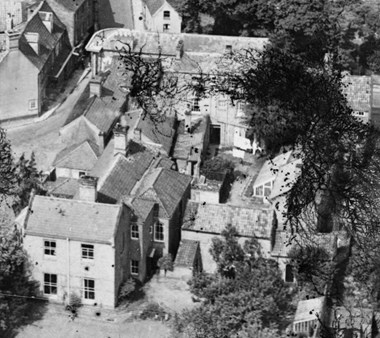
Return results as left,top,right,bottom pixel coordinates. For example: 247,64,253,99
6,30,21,51
176,39,184,59
79,176,98,202
114,123,128,156
39,12,53,33
133,128,142,141
25,32,40,55
90,76,102,97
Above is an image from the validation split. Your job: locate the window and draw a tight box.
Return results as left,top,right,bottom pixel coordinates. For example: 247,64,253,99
44,273,57,294
285,264,294,283
79,171,86,177
218,98,227,109
83,278,95,299
163,10,170,19
191,96,200,112
131,223,139,239
81,244,94,259
131,260,139,275
255,185,263,196
264,181,272,197
44,240,56,256
29,99,37,110
154,222,164,241
163,23,170,31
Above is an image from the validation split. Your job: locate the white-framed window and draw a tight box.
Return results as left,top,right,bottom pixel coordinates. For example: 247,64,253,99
44,273,57,295
163,10,170,19
236,101,245,118
191,96,200,112
131,223,139,239
154,222,164,242
44,240,56,256
131,260,139,275
218,98,227,109
264,181,272,197
163,23,170,31
29,99,37,110
81,244,94,259
83,278,95,299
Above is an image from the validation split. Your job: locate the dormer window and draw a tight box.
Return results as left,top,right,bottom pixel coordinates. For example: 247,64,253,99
163,11,170,19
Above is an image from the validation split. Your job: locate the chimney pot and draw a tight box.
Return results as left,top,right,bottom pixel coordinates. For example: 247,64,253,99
6,30,21,51
114,125,128,156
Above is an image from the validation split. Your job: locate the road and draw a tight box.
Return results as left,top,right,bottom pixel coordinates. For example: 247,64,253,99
6,69,92,172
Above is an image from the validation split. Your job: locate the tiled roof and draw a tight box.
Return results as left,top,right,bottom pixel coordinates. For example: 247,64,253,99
130,197,156,221
98,0,134,29
135,114,176,155
84,97,119,133
134,168,192,218
60,116,100,147
144,0,165,15
182,201,273,238
342,75,371,112
86,29,268,57
98,151,154,203
25,195,122,244
254,151,293,188
53,140,100,170
175,239,199,267
50,0,86,12
46,178,79,199
294,297,325,323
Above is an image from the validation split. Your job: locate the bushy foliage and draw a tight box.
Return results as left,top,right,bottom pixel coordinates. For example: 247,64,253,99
157,254,174,276
118,278,137,302
140,302,167,320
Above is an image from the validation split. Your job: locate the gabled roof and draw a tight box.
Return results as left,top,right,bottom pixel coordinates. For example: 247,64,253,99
130,197,156,221
294,297,325,323
60,116,100,146
25,195,122,244
133,168,191,218
183,201,273,238
175,239,200,267
46,177,80,199
144,0,165,15
84,97,119,133
97,152,155,203
53,140,100,170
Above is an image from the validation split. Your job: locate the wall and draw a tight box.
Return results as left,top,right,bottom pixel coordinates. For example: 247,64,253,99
152,2,181,34
191,189,219,204
0,50,39,121
56,167,87,179
24,235,117,308
182,230,271,272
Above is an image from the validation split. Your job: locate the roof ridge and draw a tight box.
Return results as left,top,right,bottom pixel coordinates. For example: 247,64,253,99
34,194,121,208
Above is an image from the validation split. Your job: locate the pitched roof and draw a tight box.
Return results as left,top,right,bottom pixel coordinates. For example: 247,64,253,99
182,201,273,238
144,0,165,15
25,195,122,244
175,239,199,267
133,168,191,218
97,151,155,203
130,197,156,221
46,178,80,199
50,0,86,12
84,97,119,133
97,0,134,29
254,151,293,188
294,297,325,323
60,116,100,146
53,140,100,170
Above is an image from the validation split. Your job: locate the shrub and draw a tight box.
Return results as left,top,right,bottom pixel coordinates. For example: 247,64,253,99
68,293,82,309
118,278,137,302
140,302,167,320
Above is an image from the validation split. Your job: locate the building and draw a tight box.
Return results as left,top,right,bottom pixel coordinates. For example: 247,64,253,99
133,0,182,34
23,180,135,308
45,0,96,47
181,201,274,272
172,239,202,280
97,0,134,30
85,28,268,151
0,0,28,32
0,1,73,122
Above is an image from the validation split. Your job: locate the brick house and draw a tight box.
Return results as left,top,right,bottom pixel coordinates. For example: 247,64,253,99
23,178,135,308
0,1,73,121
46,0,96,47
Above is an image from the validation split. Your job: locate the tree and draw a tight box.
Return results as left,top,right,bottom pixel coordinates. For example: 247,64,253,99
0,128,16,198
0,228,43,335
157,254,174,276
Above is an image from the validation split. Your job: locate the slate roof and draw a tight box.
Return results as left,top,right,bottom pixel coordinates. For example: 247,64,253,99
133,168,192,218
51,0,86,12
182,201,273,238
46,178,79,199
130,197,156,221
175,239,199,267
60,116,100,147
144,0,165,15
97,0,134,29
294,297,325,323
84,97,119,133
135,114,176,155
53,140,100,170
25,195,122,244
97,151,155,203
